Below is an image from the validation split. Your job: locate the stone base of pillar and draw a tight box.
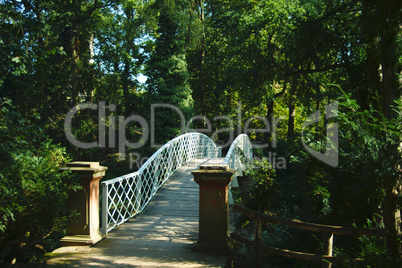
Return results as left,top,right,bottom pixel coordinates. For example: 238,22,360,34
192,239,232,255
59,233,103,247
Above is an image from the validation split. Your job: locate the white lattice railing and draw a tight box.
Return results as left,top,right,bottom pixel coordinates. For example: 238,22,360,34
224,134,253,204
101,132,221,235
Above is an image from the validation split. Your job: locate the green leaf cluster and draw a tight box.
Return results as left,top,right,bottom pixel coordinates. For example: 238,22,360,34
0,99,79,264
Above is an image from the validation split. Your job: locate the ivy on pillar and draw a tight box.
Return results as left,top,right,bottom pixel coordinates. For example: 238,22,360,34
59,161,107,246
192,163,235,254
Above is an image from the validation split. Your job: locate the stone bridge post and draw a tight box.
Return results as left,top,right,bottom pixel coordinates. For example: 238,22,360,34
192,163,235,254
59,161,107,246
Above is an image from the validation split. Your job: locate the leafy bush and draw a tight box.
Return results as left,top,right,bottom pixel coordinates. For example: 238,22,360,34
238,156,276,213
0,98,80,264
234,93,401,267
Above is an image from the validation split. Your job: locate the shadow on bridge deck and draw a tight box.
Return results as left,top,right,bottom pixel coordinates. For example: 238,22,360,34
45,158,228,267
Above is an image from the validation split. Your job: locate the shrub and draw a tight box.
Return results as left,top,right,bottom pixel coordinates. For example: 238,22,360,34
0,99,79,264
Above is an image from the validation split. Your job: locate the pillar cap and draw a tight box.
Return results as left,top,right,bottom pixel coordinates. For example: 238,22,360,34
199,164,229,170
192,164,235,186
192,165,235,175
60,161,107,179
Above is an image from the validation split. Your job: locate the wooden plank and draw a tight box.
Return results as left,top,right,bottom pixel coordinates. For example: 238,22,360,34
322,233,334,268
254,219,263,268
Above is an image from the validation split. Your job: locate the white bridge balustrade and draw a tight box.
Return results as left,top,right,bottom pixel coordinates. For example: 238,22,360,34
101,132,221,235
101,132,253,236
223,134,253,204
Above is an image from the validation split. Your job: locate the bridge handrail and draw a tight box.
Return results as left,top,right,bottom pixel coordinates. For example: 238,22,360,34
224,134,253,203
224,134,253,173
101,132,221,235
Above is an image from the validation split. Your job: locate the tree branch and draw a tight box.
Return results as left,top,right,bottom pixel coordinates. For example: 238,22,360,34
275,78,287,98
286,63,345,77
85,0,118,18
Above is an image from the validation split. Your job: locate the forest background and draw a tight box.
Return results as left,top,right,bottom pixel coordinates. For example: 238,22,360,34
0,0,401,266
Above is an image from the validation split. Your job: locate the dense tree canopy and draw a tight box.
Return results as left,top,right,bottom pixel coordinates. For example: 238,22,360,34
0,0,401,265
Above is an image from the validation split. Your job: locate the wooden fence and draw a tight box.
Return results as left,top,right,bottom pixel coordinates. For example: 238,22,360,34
231,203,387,268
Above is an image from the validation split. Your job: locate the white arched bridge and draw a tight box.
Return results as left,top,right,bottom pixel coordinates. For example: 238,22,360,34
47,133,253,267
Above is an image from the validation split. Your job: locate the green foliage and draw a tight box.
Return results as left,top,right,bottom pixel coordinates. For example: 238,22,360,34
238,157,276,213
0,99,79,264
236,93,401,266
1,0,401,265
349,216,387,268
291,93,400,265
326,93,400,223
146,0,194,144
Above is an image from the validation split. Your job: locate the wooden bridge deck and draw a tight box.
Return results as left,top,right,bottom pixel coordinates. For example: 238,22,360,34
45,158,228,267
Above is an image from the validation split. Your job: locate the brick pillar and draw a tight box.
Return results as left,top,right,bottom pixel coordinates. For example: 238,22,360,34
192,163,235,254
59,161,107,246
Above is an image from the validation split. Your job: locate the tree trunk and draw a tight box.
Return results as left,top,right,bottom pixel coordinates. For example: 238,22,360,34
379,25,399,120
122,60,130,94
199,0,206,126
266,98,274,145
70,22,80,104
287,96,295,142
375,1,402,262
287,77,297,142
122,7,135,110
87,32,95,102
383,182,401,261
